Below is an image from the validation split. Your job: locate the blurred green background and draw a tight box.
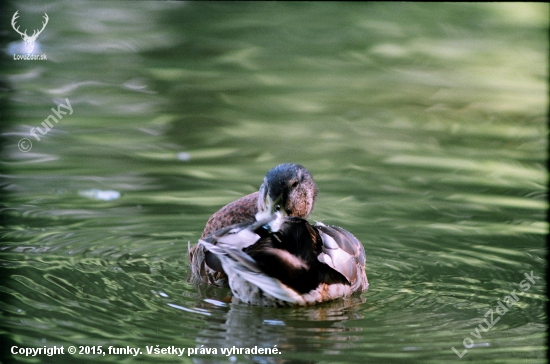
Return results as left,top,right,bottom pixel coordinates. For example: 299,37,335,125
1,2,547,363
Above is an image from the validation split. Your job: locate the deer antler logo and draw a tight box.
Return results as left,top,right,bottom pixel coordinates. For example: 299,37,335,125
11,11,49,54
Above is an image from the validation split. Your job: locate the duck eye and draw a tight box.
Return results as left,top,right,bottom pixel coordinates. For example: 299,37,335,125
275,205,281,211
291,181,299,188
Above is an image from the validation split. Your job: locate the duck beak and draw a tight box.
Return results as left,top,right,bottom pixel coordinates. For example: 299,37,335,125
255,193,286,222
267,193,286,216
254,193,286,232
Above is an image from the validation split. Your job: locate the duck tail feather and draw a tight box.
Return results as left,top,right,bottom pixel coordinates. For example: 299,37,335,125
200,239,304,304
223,256,305,304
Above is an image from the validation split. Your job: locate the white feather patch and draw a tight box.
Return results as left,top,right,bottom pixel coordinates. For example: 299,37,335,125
218,229,260,250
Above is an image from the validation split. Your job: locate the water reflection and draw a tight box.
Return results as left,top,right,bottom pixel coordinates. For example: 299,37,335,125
179,296,366,363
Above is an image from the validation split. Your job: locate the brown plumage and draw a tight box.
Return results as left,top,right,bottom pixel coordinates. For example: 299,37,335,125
201,192,259,239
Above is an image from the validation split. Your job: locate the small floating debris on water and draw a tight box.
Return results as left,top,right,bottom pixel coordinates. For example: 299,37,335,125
167,303,211,316
402,346,422,351
263,319,286,326
7,41,43,55
78,189,121,201
152,290,169,298
177,152,191,161
203,298,227,307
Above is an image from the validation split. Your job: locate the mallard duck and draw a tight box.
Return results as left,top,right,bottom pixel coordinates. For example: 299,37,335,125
188,163,368,305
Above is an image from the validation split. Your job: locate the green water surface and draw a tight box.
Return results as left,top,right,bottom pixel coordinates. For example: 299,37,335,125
1,2,548,363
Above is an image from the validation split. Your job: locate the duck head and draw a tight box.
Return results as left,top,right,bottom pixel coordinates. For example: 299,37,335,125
256,163,318,219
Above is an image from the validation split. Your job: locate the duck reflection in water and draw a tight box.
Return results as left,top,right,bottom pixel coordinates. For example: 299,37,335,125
188,163,368,306
187,296,366,364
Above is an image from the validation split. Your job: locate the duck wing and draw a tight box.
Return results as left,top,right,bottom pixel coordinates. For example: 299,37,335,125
199,214,280,274
198,223,307,305
315,222,368,292
198,215,367,305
